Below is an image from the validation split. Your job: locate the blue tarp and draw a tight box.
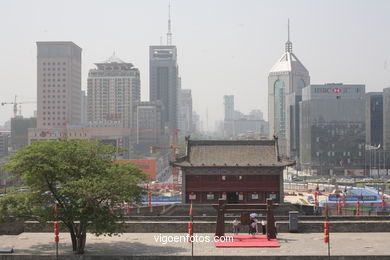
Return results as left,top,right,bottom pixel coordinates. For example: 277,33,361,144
141,195,181,204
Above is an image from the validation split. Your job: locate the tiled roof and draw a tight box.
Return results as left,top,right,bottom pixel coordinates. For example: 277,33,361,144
174,139,294,167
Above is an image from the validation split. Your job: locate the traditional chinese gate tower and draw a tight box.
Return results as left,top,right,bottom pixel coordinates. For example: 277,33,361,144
173,137,294,204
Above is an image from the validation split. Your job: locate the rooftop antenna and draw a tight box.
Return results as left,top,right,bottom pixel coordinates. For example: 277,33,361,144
285,19,292,53
113,49,116,57
167,0,172,45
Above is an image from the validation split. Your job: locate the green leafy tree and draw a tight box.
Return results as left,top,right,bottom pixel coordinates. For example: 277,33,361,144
2,139,147,254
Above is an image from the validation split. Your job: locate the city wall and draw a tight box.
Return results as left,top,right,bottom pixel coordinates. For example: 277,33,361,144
2,219,390,235
0,255,389,260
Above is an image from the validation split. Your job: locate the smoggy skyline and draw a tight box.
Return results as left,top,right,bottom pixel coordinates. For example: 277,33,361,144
1,0,389,130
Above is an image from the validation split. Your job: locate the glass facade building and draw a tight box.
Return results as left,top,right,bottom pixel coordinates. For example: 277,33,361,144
300,84,366,175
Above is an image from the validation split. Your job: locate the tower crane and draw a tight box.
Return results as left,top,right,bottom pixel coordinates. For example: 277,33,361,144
1,95,36,118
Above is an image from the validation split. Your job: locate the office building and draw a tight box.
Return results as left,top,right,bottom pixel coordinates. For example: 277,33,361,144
149,45,179,130
300,84,365,175
383,88,390,150
365,92,383,147
133,101,164,155
223,95,268,138
36,42,82,128
268,22,310,159
178,89,193,136
87,55,140,129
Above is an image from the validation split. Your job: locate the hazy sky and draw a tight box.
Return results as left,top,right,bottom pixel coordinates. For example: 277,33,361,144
1,0,389,130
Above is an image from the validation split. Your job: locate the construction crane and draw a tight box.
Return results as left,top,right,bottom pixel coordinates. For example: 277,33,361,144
1,95,36,118
150,128,180,190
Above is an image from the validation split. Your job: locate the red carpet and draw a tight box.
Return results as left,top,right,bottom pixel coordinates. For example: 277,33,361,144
214,235,280,248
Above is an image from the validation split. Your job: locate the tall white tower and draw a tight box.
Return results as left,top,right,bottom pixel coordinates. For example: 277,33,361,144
268,20,310,159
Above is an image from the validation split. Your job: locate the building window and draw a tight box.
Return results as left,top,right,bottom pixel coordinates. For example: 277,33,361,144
206,193,214,200
251,192,259,200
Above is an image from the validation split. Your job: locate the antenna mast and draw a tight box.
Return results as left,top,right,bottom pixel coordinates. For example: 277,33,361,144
167,1,172,45
285,19,292,53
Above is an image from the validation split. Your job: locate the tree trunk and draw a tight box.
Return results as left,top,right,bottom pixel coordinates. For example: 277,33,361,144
68,226,77,252
75,228,87,254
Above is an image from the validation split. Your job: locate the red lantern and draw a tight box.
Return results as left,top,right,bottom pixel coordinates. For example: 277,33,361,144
324,221,329,243
381,196,385,211
53,221,60,243
356,200,360,216
148,192,152,206
188,222,193,243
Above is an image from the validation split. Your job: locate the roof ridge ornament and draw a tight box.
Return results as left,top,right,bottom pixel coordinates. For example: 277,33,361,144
285,19,292,53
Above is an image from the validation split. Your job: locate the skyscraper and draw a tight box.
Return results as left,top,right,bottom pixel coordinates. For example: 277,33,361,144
87,55,140,129
149,3,179,131
149,45,178,130
268,21,310,159
36,42,82,128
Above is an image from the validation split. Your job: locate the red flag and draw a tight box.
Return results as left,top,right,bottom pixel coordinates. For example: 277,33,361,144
189,202,193,217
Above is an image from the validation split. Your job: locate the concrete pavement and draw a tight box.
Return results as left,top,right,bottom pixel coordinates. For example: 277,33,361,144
1,232,390,257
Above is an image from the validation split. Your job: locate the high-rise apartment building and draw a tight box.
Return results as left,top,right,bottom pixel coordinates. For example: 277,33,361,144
268,22,310,159
36,42,82,128
149,46,178,130
300,84,365,175
365,92,383,147
87,55,140,129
